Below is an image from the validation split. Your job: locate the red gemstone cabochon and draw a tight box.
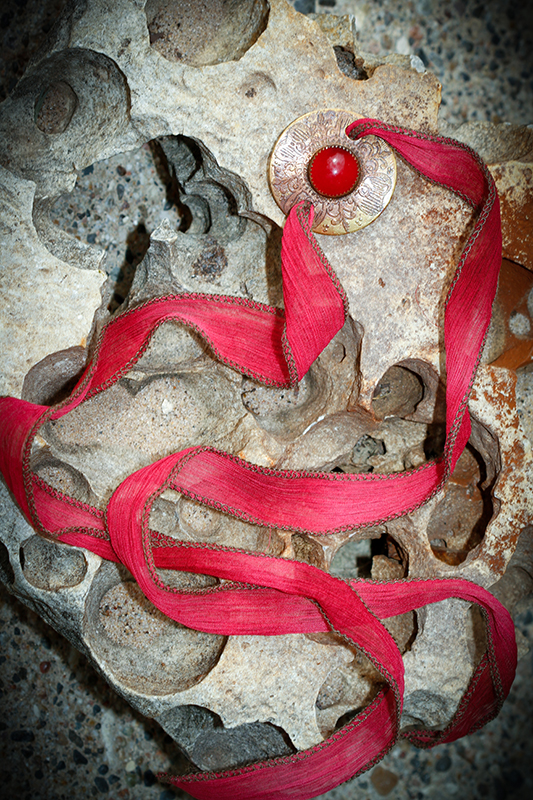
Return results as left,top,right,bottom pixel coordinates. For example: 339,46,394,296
308,146,360,198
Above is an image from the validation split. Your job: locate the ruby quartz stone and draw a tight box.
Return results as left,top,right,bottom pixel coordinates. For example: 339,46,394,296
308,146,360,198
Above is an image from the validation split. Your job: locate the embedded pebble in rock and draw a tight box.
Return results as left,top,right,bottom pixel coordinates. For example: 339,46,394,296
189,721,294,771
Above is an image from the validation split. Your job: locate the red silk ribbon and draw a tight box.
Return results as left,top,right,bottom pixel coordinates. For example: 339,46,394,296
0,119,515,800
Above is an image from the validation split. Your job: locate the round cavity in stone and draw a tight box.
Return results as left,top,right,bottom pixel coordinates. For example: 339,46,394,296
291,534,326,569
34,80,78,134
179,496,222,540
427,443,495,565
241,364,328,440
313,635,384,738
0,541,15,585
170,494,284,556
330,537,373,581
22,346,87,406
20,535,87,591
5,48,131,188
366,533,416,653
86,565,225,695
372,365,424,420
100,581,183,647
145,0,270,66
37,143,180,311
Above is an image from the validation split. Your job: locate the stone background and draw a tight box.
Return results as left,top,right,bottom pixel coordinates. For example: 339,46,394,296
1,1,532,800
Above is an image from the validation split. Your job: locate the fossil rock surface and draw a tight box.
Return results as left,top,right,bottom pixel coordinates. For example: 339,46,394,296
1,0,533,779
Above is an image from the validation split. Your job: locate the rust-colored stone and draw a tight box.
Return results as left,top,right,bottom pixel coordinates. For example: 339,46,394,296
490,259,533,370
491,163,533,271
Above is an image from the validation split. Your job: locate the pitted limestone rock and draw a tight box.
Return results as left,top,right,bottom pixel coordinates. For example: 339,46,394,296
0,167,104,398
0,0,533,776
170,633,353,751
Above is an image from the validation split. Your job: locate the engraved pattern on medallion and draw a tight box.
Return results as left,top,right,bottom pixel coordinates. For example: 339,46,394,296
269,110,397,235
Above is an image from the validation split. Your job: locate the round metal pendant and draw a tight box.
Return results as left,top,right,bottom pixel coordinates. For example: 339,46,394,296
269,109,397,235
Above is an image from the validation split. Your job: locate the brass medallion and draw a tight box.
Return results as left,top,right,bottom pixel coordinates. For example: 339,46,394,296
269,109,397,235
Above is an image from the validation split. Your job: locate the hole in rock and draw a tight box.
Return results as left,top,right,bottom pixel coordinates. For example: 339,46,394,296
241,366,327,441
107,221,151,311
330,537,373,580
30,449,96,505
365,360,448,473
0,542,15,585
333,46,369,80
291,534,326,568
369,534,417,653
334,708,361,729
372,365,424,420
427,437,498,566
35,142,181,312
149,137,199,233
21,346,87,406
313,635,386,738
348,434,386,474
36,130,280,319
154,134,252,246
424,422,446,462
20,535,87,591
190,717,295,772
149,492,284,556
85,563,226,696
370,533,409,577
145,0,270,67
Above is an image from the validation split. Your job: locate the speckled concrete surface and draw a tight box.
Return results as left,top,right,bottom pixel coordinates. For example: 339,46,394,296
300,0,533,128
1,1,533,799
